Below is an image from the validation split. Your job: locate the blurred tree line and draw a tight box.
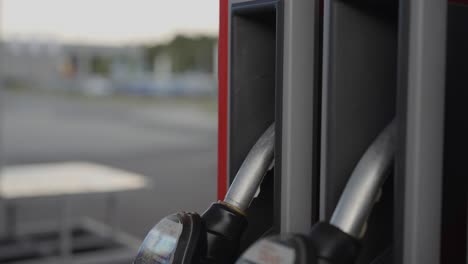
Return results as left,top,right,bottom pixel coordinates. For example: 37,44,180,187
144,35,217,73
90,56,111,76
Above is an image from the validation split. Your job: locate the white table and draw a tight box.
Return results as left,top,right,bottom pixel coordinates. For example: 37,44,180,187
0,162,148,262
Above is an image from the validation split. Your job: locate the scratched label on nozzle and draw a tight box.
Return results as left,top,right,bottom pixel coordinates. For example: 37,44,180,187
237,239,295,264
134,218,183,264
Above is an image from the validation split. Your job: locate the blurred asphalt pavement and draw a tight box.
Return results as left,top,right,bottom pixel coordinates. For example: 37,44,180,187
0,90,218,239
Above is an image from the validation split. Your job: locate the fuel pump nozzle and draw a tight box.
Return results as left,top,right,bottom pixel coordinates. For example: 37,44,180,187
199,124,275,263
224,124,275,213
134,124,275,264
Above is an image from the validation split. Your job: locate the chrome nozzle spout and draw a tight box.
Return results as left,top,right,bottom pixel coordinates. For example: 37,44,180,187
224,124,275,212
330,120,396,238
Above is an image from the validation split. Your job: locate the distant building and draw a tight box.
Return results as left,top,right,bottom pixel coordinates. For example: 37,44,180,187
0,40,144,92
0,39,217,97
1,40,63,89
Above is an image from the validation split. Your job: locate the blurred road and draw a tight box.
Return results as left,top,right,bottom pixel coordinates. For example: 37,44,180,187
0,90,218,239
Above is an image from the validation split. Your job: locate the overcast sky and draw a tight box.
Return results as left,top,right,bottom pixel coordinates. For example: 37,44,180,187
1,0,219,45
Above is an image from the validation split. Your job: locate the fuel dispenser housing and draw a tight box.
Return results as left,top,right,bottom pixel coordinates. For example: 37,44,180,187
219,0,465,263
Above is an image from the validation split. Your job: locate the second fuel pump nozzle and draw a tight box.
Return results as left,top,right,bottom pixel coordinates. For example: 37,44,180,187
329,120,396,239
306,120,396,264
236,120,396,264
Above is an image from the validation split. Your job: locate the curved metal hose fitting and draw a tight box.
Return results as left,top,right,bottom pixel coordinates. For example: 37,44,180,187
224,124,275,213
330,120,396,238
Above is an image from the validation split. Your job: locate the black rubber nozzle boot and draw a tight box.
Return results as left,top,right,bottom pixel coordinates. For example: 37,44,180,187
308,222,360,264
200,202,248,264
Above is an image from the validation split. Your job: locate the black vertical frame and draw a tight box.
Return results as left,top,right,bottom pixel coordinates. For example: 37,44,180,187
440,3,468,262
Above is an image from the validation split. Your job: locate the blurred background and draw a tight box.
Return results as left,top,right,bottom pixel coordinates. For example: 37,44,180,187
0,0,219,262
